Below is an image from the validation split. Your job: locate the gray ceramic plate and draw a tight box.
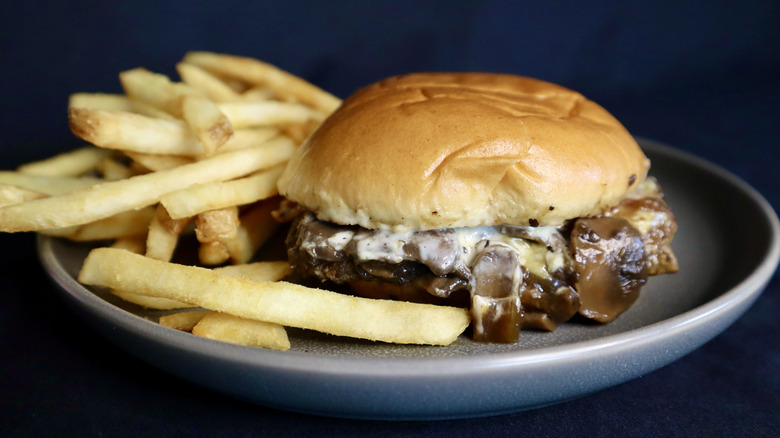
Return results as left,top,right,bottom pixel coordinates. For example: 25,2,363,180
38,139,780,420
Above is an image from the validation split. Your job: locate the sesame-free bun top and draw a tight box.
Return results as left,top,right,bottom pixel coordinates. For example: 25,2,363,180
277,73,649,231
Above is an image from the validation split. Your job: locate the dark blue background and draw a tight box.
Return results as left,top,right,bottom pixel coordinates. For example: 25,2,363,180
1,1,778,436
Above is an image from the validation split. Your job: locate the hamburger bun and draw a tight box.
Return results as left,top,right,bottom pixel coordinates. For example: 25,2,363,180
277,72,649,231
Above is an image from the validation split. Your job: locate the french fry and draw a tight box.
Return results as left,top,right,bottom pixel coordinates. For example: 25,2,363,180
240,86,275,101
119,68,198,118
182,51,342,114
40,206,155,241
0,171,101,195
230,197,281,264
214,261,291,282
110,234,147,253
95,157,135,181
111,288,194,310
180,94,233,156
68,108,206,156
0,139,295,232
195,207,239,266
196,208,239,243
146,204,191,261
124,130,282,170
17,146,114,177
68,93,134,112
191,312,290,351
176,62,242,102
159,310,211,331
198,241,230,266
160,164,283,219
0,185,47,207
217,101,325,129
219,127,280,152
109,236,193,310
163,262,292,348
79,248,471,345
126,99,180,120
122,261,291,310
124,151,194,172
121,68,236,151
220,77,250,93
69,92,176,120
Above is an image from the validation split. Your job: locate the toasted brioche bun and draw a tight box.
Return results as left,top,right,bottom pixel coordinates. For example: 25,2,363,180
277,73,649,231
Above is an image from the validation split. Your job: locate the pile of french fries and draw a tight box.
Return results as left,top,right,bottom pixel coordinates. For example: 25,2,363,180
0,52,470,350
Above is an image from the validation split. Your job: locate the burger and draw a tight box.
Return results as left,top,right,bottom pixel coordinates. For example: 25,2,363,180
276,73,678,343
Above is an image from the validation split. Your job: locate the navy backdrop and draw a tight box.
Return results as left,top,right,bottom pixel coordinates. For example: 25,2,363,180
1,1,778,436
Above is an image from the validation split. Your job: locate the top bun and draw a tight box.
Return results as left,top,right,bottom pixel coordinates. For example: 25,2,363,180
277,73,649,231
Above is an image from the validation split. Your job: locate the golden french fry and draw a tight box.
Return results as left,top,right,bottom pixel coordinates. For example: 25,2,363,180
160,164,283,219
146,204,191,261
158,262,291,347
111,288,195,310
118,67,235,156
219,77,250,93
192,312,290,351
240,86,275,101
117,260,290,310
217,101,325,129
182,51,341,114
230,197,281,264
17,146,114,177
109,236,193,309
195,206,239,266
68,108,206,156
95,157,135,181
124,151,195,172
0,171,102,195
176,63,242,102
126,130,282,168
0,139,294,232
159,310,211,331
198,240,230,266
195,207,239,243
68,93,134,112
110,234,147,253
214,261,291,282
119,68,198,118
127,99,180,120
181,94,233,156
79,248,471,345
40,206,155,241
219,127,280,152
69,92,177,120
0,185,47,207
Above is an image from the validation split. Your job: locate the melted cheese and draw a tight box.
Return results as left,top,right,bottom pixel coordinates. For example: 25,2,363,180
353,230,407,263
350,225,561,278
326,230,355,251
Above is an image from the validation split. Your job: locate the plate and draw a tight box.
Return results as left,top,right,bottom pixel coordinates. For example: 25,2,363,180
38,138,780,420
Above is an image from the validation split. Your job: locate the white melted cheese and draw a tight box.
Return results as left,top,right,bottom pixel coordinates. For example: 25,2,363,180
326,230,355,251
353,230,407,263
456,226,557,278
621,176,670,236
626,209,667,236
350,224,561,278
471,294,492,337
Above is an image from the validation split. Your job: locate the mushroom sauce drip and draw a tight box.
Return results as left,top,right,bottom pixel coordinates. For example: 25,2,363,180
285,178,677,343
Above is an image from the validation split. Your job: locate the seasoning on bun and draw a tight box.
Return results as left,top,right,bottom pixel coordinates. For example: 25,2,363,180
277,73,678,343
